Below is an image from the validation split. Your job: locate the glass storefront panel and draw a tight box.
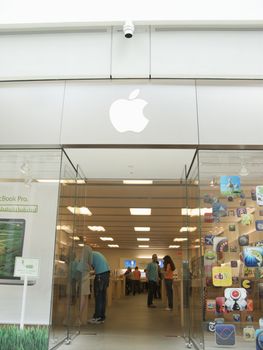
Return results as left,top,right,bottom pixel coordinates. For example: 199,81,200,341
185,153,204,349
50,151,80,348
199,150,263,350
0,149,62,350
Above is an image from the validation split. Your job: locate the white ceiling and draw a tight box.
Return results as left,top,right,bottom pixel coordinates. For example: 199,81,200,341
65,148,196,180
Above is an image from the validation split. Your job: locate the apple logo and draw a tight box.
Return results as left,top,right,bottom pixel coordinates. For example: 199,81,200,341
109,89,149,133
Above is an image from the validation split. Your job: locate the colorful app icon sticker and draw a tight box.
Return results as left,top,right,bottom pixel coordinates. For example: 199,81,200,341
246,315,253,322
238,235,249,246
255,268,263,279
243,326,255,341
241,213,254,225
230,246,238,253
228,210,235,217
204,212,214,223
213,237,228,253
237,207,247,217
243,247,263,267
256,186,263,205
215,324,235,346
232,276,239,284
240,198,246,206
233,313,240,322
251,188,257,201
229,224,236,231
244,266,255,277
215,297,225,314
212,266,232,287
259,318,263,328
231,260,238,268
224,288,247,311
241,279,252,290
208,321,216,332
247,299,254,311
204,194,213,204
204,250,217,261
206,299,216,312
256,329,263,350
256,220,263,231
259,284,263,298
205,234,214,245
220,176,241,196
213,201,228,218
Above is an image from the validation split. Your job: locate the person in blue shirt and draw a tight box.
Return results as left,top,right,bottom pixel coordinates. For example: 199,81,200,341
88,250,110,324
145,254,159,308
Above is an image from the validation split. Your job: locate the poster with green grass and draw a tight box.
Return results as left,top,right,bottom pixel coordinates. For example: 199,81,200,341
0,325,49,350
0,219,25,279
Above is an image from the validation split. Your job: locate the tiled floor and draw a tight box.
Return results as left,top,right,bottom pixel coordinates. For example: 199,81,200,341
59,293,185,350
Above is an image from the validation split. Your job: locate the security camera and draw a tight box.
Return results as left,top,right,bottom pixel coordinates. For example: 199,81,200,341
123,21,134,38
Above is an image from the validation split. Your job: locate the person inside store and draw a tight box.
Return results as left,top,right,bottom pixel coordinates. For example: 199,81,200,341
132,266,141,295
154,260,162,299
88,250,111,324
76,245,93,325
145,254,159,308
163,255,176,311
123,266,133,295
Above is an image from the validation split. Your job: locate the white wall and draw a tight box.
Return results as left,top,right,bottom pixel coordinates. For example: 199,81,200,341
0,81,64,145
1,0,263,26
1,29,263,79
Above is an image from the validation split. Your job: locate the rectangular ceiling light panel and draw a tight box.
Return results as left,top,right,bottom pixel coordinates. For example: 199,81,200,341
130,208,151,215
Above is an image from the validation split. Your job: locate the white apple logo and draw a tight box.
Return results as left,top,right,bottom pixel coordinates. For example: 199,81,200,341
109,89,149,133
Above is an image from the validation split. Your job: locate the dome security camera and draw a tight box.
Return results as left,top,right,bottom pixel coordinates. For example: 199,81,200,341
123,21,134,38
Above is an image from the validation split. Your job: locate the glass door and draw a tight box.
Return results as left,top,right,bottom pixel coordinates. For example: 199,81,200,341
184,153,204,349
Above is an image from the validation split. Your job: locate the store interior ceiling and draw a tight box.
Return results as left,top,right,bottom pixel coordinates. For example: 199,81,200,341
4,148,263,251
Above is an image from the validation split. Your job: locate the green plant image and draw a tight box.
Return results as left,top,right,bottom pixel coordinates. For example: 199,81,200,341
0,219,25,278
0,325,48,350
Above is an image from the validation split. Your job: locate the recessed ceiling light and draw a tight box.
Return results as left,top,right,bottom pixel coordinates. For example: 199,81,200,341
181,208,212,216
69,236,80,241
88,226,105,232
123,180,153,185
138,245,149,248
56,225,73,234
108,244,119,248
37,179,60,183
100,237,113,241
194,245,200,248
137,238,150,241
134,227,150,231
78,243,84,247
67,206,92,215
180,227,197,232
130,208,151,215
169,245,180,248
173,238,188,242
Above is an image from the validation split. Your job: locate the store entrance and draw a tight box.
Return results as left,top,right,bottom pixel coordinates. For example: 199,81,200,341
51,147,199,350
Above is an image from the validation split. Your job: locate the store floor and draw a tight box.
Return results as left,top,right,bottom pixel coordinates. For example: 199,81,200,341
59,292,185,350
